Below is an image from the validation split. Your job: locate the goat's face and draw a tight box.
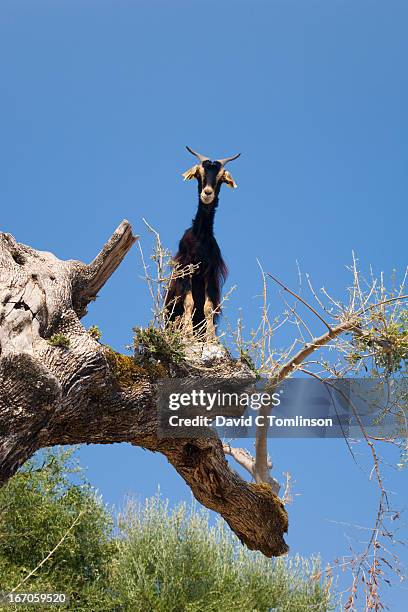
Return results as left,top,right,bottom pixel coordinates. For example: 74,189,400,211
182,147,240,206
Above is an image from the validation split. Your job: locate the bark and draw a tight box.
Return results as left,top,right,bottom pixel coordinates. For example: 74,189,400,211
0,221,288,558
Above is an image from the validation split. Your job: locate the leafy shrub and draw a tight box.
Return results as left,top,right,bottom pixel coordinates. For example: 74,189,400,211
111,496,333,612
0,450,334,611
0,448,114,611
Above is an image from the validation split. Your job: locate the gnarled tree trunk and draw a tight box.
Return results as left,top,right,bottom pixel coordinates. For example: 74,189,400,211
0,221,288,557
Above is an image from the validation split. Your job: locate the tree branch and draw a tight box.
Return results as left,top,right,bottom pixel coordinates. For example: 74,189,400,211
267,271,333,331
74,220,138,315
223,443,280,495
272,317,359,384
254,316,359,490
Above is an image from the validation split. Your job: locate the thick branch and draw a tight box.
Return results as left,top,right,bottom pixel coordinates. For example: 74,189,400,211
163,438,287,556
27,349,288,558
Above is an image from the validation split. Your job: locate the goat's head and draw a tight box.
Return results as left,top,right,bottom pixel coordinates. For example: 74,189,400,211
182,146,240,205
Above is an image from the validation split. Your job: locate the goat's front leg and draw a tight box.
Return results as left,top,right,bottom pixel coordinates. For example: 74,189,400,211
182,282,194,336
204,290,216,341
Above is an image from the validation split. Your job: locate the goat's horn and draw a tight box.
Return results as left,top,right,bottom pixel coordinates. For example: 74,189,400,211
186,146,209,163
217,153,241,165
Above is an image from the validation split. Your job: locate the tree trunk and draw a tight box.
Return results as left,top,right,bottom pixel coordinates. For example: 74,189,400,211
0,221,288,557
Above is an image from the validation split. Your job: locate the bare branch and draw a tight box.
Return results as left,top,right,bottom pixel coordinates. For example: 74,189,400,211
77,220,138,310
272,317,359,383
223,443,258,475
223,443,280,495
357,294,408,316
267,272,333,331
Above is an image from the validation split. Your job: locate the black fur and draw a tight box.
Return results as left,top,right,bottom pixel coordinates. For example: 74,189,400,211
166,162,228,329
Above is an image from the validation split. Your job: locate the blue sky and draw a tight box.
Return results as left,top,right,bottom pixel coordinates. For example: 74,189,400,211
1,1,407,608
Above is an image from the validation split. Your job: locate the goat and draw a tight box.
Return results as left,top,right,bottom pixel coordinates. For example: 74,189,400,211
165,146,240,339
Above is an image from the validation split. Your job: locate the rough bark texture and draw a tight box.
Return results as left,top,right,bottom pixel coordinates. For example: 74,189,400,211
0,221,288,557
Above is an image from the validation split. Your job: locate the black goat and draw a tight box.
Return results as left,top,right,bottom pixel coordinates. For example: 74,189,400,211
165,146,240,338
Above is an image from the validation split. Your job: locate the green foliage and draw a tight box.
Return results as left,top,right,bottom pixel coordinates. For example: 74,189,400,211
88,325,102,341
47,334,70,349
111,496,333,612
0,451,334,611
348,309,408,375
346,308,408,468
0,448,115,611
133,324,186,365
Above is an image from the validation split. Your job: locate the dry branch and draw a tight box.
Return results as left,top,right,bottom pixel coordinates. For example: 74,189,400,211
75,219,138,315
253,317,360,484
223,443,280,495
272,317,359,384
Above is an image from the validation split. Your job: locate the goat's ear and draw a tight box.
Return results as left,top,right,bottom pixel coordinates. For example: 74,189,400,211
182,165,200,181
223,170,237,189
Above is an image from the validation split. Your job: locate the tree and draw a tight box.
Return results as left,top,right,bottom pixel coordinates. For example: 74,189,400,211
0,222,287,558
0,450,333,611
112,496,332,612
0,221,406,609
226,258,408,610
0,448,114,610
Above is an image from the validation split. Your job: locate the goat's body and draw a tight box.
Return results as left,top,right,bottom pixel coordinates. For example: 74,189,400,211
166,148,239,337
166,200,227,331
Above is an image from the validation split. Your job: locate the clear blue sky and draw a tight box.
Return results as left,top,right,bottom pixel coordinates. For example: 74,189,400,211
1,1,407,608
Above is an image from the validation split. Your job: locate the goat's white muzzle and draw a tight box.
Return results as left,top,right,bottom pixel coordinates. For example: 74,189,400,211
201,188,215,205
